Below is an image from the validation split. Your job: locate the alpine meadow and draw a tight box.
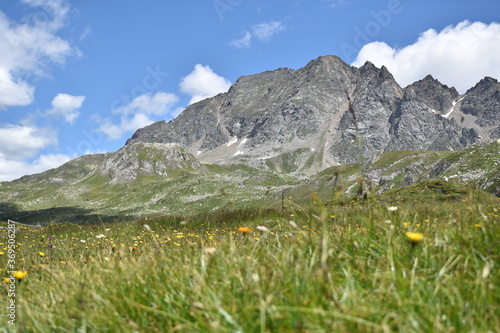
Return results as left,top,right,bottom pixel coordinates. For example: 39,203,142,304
1,1,500,332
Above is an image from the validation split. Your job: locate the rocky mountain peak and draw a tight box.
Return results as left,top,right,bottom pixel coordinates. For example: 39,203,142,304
403,74,459,114
466,76,499,94
126,55,498,174
460,76,500,138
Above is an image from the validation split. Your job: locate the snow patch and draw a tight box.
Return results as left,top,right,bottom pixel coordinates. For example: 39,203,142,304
441,108,454,118
197,151,202,156
226,136,238,147
238,138,248,148
233,151,244,157
441,97,464,119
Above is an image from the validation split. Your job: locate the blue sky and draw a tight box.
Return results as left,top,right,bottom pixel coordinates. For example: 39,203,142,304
0,0,499,181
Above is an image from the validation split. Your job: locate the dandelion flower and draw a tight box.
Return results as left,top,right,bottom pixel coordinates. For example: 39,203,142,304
405,232,423,244
402,222,409,227
237,227,252,233
38,252,45,256
4,278,11,284
12,271,27,281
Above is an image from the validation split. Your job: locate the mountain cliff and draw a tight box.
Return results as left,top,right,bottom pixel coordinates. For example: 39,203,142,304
127,55,498,174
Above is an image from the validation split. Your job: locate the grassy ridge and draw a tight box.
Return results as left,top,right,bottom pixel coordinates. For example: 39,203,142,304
1,140,498,224
1,194,499,332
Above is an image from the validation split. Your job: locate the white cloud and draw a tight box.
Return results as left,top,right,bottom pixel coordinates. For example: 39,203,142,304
352,21,500,93
46,93,85,123
0,0,78,109
252,21,286,42
229,31,252,49
179,64,232,104
100,92,179,140
0,124,57,160
0,123,67,181
100,114,154,141
0,153,70,181
230,21,285,49
113,92,178,116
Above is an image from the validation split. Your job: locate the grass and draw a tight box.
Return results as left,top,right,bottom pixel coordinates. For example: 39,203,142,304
380,179,491,203
1,193,499,332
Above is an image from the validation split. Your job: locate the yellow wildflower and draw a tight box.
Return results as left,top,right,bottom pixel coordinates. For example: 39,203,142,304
12,271,27,280
405,232,423,244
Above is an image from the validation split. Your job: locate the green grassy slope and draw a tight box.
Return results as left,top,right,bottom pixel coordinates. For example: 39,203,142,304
0,141,498,224
1,195,498,332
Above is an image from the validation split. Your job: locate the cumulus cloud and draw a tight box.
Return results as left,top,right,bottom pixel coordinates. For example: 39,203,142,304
46,93,85,123
113,92,178,116
0,124,57,160
230,21,285,48
100,65,230,140
0,123,68,181
179,64,232,104
352,21,500,93
0,0,78,109
0,153,70,181
100,92,179,140
100,113,154,141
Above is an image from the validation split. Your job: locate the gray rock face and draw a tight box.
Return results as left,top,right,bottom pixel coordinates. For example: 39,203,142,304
386,75,478,152
127,55,499,174
95,142,206,183
460,77,500,139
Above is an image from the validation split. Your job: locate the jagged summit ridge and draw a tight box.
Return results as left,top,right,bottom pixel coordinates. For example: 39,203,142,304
127,55,499,174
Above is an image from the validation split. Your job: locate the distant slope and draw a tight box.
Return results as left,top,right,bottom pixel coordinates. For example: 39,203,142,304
275,140,500,206
0,142,295,224
1,140,498,224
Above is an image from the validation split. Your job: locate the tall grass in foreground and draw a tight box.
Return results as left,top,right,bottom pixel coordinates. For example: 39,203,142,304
1,197,499,332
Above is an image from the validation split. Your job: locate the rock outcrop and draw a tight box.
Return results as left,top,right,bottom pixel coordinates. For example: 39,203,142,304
95,142,207,183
